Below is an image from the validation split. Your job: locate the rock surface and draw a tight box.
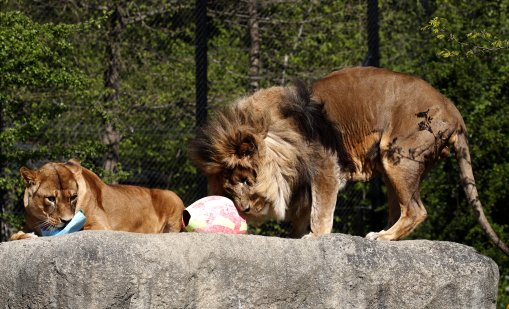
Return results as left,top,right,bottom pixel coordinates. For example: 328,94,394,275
0,231,499,308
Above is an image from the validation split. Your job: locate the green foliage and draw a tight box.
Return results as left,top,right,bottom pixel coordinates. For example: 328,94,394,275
423,16,509,57
0,11,89,228
0,11,84,89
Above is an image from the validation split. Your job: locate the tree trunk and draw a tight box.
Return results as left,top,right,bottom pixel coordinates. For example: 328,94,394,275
102,5,124,180
247,0,260,92
281,3,313,85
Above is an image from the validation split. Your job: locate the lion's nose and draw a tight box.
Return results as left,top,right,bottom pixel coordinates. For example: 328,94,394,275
242,206,251,213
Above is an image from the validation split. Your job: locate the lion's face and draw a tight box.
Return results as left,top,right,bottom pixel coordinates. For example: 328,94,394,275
21,162,80,230
219,166,270,218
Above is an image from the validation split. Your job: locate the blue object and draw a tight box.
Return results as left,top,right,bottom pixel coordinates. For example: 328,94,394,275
41,210,86,236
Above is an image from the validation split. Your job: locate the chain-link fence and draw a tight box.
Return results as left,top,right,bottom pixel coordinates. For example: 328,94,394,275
0,0,387,241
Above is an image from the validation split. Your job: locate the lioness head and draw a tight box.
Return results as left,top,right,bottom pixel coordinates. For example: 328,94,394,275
20,159,82,230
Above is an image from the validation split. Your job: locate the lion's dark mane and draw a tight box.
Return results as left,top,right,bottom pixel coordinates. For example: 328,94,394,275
280,81,355,172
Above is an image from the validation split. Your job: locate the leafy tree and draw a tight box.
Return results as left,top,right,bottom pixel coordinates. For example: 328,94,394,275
0,11,90,230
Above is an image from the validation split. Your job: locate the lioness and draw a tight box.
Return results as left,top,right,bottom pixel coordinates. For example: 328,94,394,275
10,159,185,240
189,66,509,255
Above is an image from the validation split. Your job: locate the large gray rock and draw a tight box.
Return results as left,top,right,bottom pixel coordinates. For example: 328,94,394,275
0,231,499,308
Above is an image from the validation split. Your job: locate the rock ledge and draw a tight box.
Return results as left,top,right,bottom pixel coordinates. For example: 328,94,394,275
0,231,499,308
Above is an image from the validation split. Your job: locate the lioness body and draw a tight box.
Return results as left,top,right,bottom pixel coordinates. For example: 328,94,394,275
10,160,184,240
190,66,509,255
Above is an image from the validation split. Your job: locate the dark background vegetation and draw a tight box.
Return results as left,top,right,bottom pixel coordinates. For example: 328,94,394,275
1,0,508,306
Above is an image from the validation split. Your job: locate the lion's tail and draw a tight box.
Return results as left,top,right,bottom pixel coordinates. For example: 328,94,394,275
452,128,509,256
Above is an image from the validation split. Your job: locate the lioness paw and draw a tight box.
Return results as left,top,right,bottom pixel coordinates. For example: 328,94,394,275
9,231,38,241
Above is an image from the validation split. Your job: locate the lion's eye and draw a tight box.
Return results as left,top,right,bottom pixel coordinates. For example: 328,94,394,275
70,194,78,203
240,177,249,185
46,196,56,203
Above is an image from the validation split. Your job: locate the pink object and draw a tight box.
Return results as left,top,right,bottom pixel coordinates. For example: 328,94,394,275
183,196,248,234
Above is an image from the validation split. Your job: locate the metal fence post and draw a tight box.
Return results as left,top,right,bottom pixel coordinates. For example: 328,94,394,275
363,0,380,67
195,0,208,198
363,0,384,228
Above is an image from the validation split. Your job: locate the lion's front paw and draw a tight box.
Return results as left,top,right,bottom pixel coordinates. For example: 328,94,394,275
365,230,386,240
365,231,378,240
9,231,38,241
302,232,318,240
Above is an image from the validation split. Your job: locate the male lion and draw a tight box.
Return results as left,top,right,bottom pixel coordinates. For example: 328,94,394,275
10,159,185,240
189,66,509,255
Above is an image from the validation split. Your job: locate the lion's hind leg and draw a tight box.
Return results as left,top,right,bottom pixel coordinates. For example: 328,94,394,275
383,173,401,230
366,155,428,241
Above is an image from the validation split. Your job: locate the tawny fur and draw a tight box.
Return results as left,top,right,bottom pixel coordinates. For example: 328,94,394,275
10,159,185,240
189,66,509,256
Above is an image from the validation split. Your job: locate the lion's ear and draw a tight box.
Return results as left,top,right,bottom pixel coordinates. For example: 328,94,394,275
20,167,37,187
237,141,255,158
65,159,83,175
236,135,257,158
